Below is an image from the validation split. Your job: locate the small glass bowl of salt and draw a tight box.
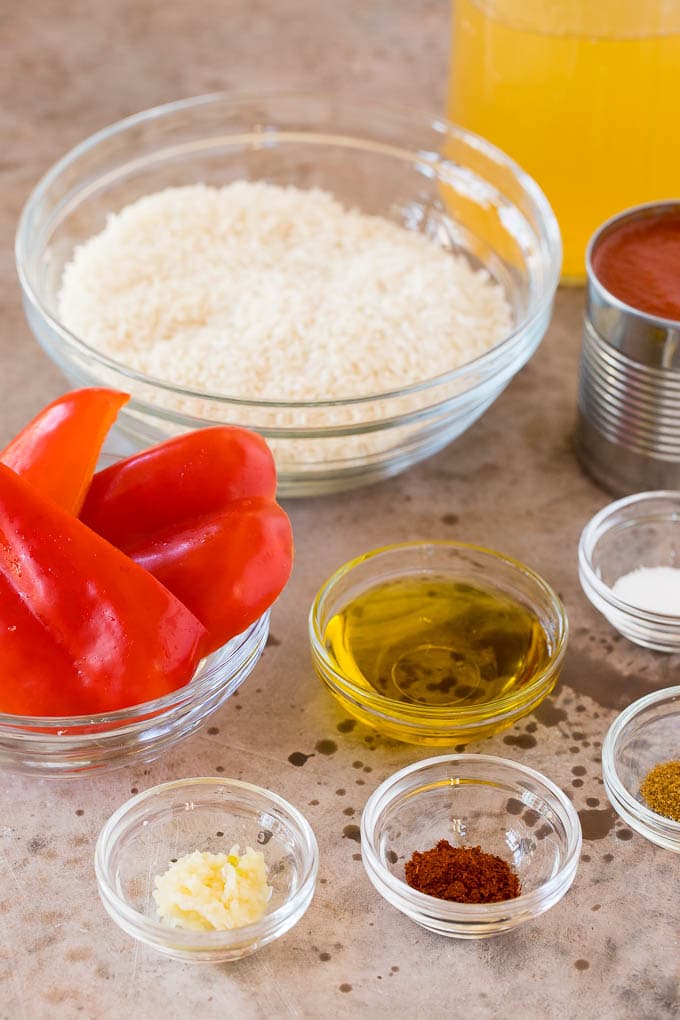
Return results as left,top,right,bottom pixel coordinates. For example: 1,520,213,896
578,491,680,652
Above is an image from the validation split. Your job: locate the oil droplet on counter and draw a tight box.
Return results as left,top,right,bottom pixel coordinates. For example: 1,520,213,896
534,701,568,727
288,751,314,767
503,733,537,750
343,824,361,843
315,739,337,756
578,808,616,841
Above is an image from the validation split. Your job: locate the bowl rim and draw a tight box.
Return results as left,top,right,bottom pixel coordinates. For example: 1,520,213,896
309,540,568,722
0,610,269,733
94,775,319,949
578,489,680,625
360,752,582,920
15,89,561,410
602,684,680,839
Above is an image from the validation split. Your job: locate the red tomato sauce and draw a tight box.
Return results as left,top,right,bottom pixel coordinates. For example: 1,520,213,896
591,209,680,322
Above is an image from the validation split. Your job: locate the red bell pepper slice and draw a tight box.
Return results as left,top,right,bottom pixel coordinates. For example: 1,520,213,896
124,497,294,654
0,388,129,515
80,427,292,653
80,426,277,547
0,463,207,717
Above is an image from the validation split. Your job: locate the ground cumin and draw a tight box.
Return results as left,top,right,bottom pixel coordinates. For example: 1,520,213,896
640,760,680,823
404,840,521,904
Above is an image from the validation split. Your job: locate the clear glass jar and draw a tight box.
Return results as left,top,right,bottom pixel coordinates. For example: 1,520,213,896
448,1,680,282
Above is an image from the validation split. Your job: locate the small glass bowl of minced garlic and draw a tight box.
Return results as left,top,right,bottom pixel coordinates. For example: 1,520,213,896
603,686,680,854
310,541,568,745
95,778,318,962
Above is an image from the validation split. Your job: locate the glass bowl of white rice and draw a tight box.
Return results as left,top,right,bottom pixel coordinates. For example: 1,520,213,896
16,92,561,496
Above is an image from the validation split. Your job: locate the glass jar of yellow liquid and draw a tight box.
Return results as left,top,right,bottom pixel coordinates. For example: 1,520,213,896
448,1,680,282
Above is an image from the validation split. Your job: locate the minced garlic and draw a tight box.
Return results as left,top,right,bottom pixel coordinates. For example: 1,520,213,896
152,846,272,931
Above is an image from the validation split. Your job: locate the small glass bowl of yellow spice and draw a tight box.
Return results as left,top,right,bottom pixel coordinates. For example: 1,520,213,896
310,541,568,745
603,686,680,854
95,777,319,962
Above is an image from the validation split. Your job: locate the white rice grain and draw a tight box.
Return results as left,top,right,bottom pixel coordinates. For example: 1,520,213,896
58,182,512,403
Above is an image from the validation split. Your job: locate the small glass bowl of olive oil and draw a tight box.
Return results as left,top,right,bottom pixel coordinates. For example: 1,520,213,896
309,542,568,746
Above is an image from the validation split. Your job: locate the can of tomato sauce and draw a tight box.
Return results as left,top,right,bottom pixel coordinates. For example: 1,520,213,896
576,200,680,494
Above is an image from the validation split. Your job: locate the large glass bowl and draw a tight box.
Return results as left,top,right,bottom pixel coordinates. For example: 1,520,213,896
95,777,318,962
16,92,561,497
0,612,269,777
361,754,581,939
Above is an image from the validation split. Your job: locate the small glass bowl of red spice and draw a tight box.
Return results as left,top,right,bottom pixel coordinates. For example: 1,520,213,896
310,541,568,746
361,754,581,939
0,612,269,777
603,685,680,854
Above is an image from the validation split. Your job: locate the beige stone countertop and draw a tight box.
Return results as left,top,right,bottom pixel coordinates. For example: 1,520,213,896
1,2,679,1017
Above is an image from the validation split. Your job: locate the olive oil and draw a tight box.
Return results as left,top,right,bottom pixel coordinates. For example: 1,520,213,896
324,577,548,708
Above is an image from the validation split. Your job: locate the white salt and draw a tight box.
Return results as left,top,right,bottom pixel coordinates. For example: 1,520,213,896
612,566,680,616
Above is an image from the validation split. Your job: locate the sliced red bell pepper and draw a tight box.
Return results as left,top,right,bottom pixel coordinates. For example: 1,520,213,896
124,497,294,654
0,463,207,717
0,388,129,515
79,426,292,651
80,426,277,547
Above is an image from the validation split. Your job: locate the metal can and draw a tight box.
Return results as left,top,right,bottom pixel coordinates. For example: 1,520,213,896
576,201,680,495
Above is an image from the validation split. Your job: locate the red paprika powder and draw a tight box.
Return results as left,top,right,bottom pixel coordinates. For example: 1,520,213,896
591,208,680,322
404,840,521,904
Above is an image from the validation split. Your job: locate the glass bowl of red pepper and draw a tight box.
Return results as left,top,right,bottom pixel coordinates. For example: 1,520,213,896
16,92,560,497
0,392,292,776
0,611,270,777
361,754,582,939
